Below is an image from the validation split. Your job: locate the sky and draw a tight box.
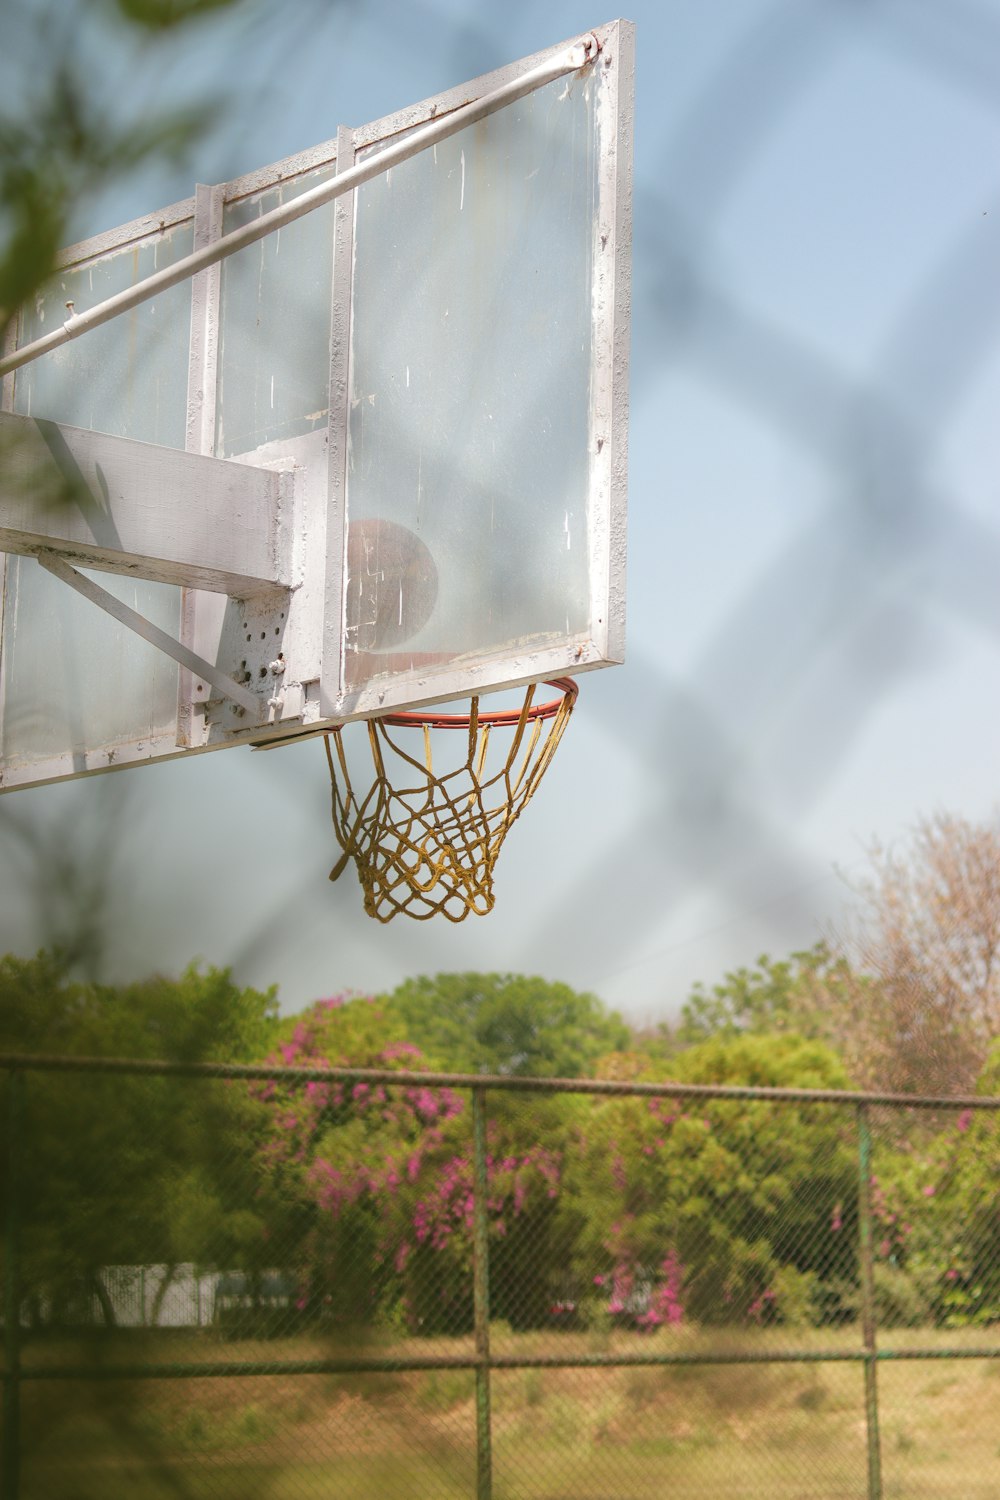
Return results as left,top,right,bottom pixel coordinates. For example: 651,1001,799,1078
3,0,1000,1026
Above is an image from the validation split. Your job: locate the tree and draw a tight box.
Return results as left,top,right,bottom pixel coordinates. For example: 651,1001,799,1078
836,811,1000,1094
674,943,860,1048
0,953,279,1326
853,1042,1000,1331
559,1033,857,1329
380,972,630,1077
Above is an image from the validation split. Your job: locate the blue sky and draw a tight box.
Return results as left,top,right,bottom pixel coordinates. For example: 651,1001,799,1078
3,0,1000,1025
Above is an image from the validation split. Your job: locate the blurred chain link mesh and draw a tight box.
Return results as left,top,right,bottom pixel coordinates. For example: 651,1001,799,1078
3,1059,999,1499
128,0,1000,1013
5,2,1000,1500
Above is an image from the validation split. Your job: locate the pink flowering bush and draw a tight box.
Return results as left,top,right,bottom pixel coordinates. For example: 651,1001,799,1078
403,1106,572,1334
251,998,579,1333
252,994,469,1326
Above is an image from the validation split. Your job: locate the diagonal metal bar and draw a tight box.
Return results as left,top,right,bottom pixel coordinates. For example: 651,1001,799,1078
36,552,263,720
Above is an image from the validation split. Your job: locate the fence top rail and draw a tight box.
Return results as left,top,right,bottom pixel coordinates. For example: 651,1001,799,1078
0,1052,997,1110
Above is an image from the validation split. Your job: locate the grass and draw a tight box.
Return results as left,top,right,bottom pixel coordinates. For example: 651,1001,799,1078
12,1324,1000,1498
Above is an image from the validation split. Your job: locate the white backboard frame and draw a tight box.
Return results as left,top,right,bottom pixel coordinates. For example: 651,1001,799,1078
0,19,633,792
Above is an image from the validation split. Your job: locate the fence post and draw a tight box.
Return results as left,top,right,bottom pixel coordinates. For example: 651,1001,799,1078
2,1068,24,1500
857,1102,882,1500
472,1087,493,1500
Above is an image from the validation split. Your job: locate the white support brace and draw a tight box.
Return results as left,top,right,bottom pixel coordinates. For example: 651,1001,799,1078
37,552,264,720
0,411,290,598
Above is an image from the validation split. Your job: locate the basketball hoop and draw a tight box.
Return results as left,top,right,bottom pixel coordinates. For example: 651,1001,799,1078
325,677,578,921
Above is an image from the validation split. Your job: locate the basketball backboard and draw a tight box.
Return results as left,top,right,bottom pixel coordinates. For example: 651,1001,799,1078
0,20,633,794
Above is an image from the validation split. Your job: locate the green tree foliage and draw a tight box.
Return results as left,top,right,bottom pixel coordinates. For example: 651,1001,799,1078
674,943,863,1048
864,1041,1000,1330
559,1034,857,1328
380,972,630,1077
0,953,279,1326
0,951,277,1061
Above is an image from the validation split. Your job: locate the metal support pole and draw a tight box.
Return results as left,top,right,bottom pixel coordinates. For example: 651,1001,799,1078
472,1089,493,1500
2,1070,24,1500
857,1104,882,1500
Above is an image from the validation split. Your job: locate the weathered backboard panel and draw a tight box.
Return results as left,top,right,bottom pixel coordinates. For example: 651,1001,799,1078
342,72,597,697
0,19,633,792
1,210,196,783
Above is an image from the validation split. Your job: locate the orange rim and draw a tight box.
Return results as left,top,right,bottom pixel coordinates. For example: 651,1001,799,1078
377,677,578,729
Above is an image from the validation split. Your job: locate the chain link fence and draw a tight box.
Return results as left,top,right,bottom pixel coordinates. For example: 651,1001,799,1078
2,1053,999,1499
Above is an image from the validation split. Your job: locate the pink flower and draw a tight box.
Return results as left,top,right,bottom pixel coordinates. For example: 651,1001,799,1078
923,1184,936,1198
381,1041,421,1060
956,1110,973,1133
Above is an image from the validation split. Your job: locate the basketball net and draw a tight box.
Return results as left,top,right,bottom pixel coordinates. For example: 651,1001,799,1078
324,678,577,921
